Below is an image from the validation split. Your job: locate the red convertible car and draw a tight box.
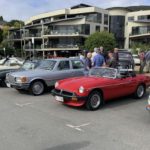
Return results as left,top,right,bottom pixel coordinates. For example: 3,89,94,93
51,67,150,110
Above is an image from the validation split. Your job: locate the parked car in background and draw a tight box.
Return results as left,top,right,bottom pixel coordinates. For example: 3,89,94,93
133,54,140,65
52,67,150,110
0,57,24,66
0,58,7,65
0,57,24,70
6,58,85,95
118,50,134,69
0,60,40,87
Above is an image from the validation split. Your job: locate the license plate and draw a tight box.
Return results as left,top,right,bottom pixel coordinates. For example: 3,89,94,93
55,96,64,102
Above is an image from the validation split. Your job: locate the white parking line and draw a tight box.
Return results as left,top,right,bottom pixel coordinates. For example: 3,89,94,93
15,103,32,107
66,122,90,132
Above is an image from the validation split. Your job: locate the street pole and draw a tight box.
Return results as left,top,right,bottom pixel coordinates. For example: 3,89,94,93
32,37,35,60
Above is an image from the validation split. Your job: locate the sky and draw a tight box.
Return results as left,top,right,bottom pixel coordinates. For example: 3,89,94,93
0,0,150,21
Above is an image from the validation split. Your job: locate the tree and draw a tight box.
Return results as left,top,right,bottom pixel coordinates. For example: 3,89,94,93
0,29,3,43
6,20,24,28
131,42,150,54
84,31,116,51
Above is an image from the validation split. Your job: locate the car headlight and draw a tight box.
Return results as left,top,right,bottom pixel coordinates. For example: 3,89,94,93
15,77,27,83
55,82,59,88
148,95,150,105
79,86,85,94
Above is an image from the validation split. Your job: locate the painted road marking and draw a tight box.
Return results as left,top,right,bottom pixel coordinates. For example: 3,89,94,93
66,122,90,132
15,103,32,107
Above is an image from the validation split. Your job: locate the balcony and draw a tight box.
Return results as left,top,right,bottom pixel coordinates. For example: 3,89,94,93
23,32,42,38
43,29,86,37
24,44,43,51
9,34,22,40
44,44,79,50
130,26,150,38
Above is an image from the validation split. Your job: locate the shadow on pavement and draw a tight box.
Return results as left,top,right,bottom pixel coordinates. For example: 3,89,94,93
45,141,90,150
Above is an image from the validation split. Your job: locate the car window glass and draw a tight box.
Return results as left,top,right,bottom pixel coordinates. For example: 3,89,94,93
118,53,132,59
71,60,84,69
22,62,35,70
37,60,56,70
58,61,70,70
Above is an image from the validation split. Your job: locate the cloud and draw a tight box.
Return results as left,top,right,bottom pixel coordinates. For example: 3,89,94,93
0,0,149,21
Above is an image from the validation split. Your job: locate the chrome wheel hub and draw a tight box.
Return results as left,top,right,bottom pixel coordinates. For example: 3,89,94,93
32,82,44,95
91,94,101,108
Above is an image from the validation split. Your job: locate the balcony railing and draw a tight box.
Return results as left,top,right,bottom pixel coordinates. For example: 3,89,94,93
44,44,79,48
23,32,42,38
44,29,80,35
24,45,42,50
9,34,22,39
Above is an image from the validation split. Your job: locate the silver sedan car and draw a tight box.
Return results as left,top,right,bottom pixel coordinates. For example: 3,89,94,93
6,58,85,95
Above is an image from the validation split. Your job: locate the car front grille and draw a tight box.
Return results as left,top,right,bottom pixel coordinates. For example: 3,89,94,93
8,75,16,84
55,89,74,97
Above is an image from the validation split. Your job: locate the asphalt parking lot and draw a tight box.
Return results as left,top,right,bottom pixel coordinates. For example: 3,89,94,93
0,87,150,150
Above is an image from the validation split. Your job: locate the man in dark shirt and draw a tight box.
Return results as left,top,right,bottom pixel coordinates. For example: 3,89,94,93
107,51,117,68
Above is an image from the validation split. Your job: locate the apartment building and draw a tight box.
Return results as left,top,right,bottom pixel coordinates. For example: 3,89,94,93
9,4,109,57
108,6,150,49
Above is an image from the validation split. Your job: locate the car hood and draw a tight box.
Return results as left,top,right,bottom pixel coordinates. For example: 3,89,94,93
10,69,52,77
57,76,112,92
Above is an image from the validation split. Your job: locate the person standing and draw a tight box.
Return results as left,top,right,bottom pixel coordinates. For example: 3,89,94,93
100,46,108,62
106,51,117,68
145,50,150,73
139,50,145,73
85,52,92,71
91,48,98,64
93,49,105,67
113,48,119,61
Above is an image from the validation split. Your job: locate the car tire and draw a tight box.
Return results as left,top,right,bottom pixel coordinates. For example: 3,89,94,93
134,84,145,99
86,91,103,110
16,89,25,93
30,81,45,96
1,78,7,87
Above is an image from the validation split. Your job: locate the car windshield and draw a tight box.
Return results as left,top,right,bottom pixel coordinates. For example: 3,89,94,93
37,60,56,70
21,61,38,70
118,52,132,60
89,67,117,79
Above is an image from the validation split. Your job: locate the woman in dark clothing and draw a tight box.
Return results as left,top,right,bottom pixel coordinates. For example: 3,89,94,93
85,52,92,71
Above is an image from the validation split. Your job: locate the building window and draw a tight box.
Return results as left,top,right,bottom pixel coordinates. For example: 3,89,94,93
138,15,150,20
86,13,102,23
128,16,134,21
104,14,108,25
132,26,150,35
96,26,100,32
84,24,90,35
